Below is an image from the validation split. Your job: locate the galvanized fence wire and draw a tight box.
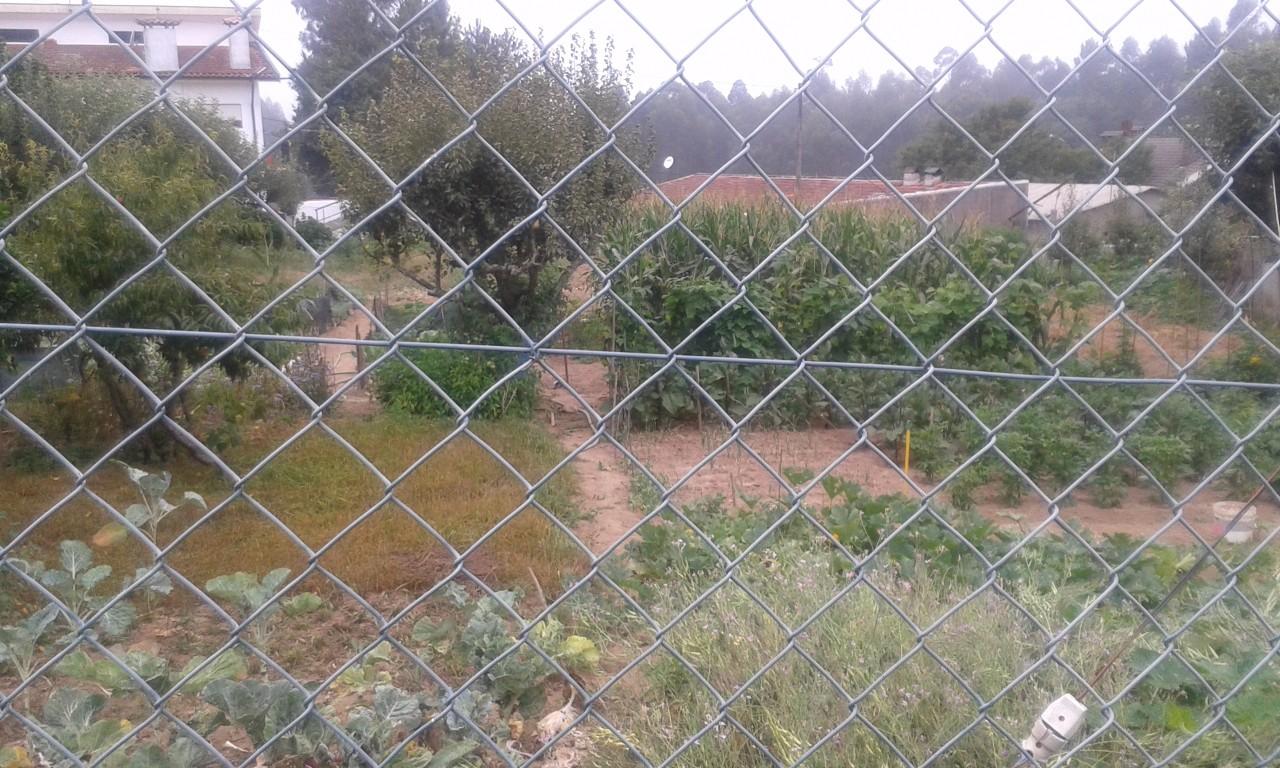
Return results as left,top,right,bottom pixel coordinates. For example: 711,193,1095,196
1,0,1280,765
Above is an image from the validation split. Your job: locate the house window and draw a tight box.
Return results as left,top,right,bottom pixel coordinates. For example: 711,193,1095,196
111,30,143,44
216,103,244,128
0,29,38,43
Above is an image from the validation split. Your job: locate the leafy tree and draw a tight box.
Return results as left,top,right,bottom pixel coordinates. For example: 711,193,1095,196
260,97,291,148
622,18,1270,186
257,160,311,219
1194,38,1280,223
1141,36,1186,96
291,0,451,192
899,99,1100,181
327,24,642,333
634,80,741,181
0,61,309,459
0,52,53,367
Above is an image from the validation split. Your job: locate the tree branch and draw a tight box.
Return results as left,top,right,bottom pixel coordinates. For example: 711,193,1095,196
381,259,443,299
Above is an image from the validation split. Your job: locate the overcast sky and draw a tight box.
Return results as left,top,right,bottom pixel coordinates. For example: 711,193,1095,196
33,0,1252,111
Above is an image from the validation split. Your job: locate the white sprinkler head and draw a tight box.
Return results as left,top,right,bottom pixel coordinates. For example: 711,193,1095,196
1021,694,1087,761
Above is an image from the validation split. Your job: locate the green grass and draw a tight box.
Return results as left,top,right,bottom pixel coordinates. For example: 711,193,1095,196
578,480,1280,768
1127,268,1228,330
587,541,1280,767
1,412,585,602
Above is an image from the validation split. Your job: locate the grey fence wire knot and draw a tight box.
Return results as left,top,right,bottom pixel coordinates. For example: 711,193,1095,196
1,0,1280,767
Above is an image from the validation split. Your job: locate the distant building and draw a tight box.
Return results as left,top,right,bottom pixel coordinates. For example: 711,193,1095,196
1100,124,1207,189
650,173,1032,231
296,198,345,229
0,2,277,150
1141,137,1206,189
1024,182,1166,240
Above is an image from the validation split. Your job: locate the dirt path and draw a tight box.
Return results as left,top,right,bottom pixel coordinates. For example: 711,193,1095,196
318,311,378,416
538,356,640,556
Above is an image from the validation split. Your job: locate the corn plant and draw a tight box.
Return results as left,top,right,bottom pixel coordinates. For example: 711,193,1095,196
603,203,1070,428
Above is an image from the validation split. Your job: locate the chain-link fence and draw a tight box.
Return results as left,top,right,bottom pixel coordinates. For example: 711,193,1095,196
2,0,1280,766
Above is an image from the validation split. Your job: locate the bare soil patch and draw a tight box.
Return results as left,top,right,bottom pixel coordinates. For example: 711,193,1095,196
538,356,638,556
537,350,1278,546
628,423,1279,544
1056,304,1235,376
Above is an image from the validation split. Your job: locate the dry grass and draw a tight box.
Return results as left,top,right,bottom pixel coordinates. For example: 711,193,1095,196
1,414,586,605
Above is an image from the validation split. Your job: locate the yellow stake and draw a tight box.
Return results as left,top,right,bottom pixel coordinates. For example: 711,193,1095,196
904,429,911,474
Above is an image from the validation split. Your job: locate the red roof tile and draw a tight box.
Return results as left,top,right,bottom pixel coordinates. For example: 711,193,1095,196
4,39,278,80
653,173,966,208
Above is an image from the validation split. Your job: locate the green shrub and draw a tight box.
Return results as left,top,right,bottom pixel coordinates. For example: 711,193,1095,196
373,337,534,419
948,460,990,510
906,424,950,483
1089,459,1127,507
1204,341,1280,385
3,383,119,469
293,217,335,249
257,162,311,219
603,204,1074,428
1129,432,1194,492
188,366,301,452
286,346,333,405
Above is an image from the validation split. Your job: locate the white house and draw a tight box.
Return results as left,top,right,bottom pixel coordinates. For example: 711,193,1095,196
0,2,277,150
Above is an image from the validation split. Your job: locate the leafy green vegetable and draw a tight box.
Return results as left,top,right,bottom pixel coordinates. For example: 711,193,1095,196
205,568,291,645
557,636,601,672
33,689,132,766
281,592,325,617
118,739,209,768
9,541,141,638
0,604,60,679
199,679,324,759
96,461,207,544
53,647,232,697
340,685,426,768
177,649,249,693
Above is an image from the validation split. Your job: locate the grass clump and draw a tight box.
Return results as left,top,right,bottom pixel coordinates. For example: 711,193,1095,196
585,480,1280,767
373,342,535,419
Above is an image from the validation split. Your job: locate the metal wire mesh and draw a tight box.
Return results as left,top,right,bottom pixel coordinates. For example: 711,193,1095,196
2,0,1280,766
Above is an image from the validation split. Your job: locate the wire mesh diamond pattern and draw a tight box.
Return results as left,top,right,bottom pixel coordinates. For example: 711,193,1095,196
2,0,1280,766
